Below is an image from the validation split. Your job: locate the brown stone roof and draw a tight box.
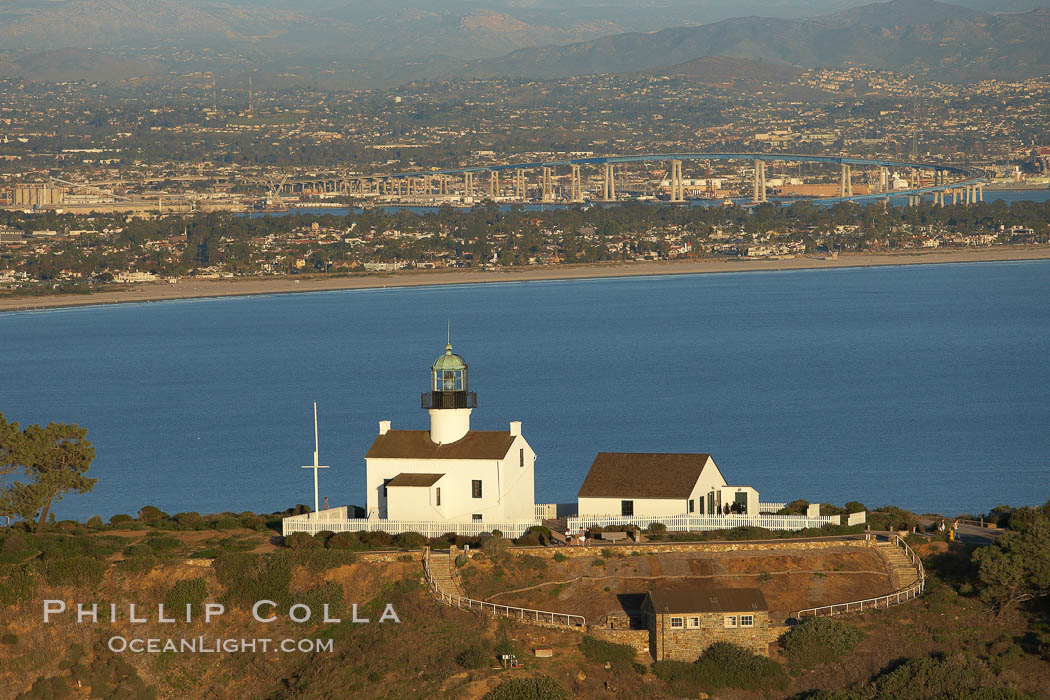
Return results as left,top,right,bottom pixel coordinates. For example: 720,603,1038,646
577,452,713,499
645,587,767,614
366,430,515,460
386,473,444,487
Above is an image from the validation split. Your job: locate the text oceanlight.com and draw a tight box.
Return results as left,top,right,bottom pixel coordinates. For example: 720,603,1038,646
107,637,334,654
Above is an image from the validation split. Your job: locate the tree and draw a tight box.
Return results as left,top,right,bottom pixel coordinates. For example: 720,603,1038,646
0,413,20,478
1,420,97,532
972,502,1050,612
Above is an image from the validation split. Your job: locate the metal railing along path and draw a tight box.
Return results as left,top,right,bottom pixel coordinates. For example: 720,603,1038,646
795,535,925,619
422,548,585,628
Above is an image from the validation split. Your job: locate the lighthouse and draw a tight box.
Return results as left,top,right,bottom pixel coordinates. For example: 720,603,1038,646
364,341,536,524
423,343,477,444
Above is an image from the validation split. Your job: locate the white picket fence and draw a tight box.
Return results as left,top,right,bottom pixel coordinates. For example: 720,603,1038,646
758,502,787,513
282,512,540,538
567,513,841,533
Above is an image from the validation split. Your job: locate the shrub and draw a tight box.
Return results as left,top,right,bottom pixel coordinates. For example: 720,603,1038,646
494,638,519,658
123,543,154,558
43,556,107,588
457,645,491,669
358,530,394,549
146,536,180,553
86,516,104,529
117,555,157,575
845,501,868,513
0,568,36,605
867,652,1018,698
241,514,268,531
109,514,133,526
214,517,240,531
298,582,344,620
394,531,426,549
481,534,510,560
646,522,667,534
164,578,207,619
482,675,568,700
2,533,29,555
591,558,605,567
454,554,467,567
327,532,364,550
654,642,788,694
553,553,567,562
1,632,17,645
284,532,319,550
214,552,292,610
781,617,863,669
580,635,636,668
137,506,167,523
172,512,205,530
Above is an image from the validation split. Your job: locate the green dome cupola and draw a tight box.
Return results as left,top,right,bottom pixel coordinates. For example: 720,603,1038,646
422,342,478,411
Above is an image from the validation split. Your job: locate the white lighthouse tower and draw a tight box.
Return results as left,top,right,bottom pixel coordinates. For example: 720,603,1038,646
364,341,537,524
424,343,476,443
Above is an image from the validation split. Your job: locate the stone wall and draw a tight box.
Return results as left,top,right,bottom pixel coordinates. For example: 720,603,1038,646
507,538,870,561
590,627,651,656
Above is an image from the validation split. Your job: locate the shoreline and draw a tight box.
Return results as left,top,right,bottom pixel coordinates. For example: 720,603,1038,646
2,245,1049,313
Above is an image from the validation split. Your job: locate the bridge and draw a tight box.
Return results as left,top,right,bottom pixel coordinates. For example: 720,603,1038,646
273,153,988,207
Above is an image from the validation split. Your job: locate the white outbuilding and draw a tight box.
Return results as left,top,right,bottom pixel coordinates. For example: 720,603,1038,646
576,452,759,518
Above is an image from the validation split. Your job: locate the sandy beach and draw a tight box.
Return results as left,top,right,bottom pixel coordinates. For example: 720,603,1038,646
2,245,1048,313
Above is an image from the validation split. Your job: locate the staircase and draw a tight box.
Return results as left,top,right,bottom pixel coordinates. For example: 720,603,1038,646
876,541,920,589
427,549,466,598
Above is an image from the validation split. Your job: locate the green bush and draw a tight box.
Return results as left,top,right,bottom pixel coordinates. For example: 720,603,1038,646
164,578,207,619
358,530,394,549
86,516,104,529
481,534,510,559
0,568,37,605
117,555,157,575
646,522,667,534
653,642,787,694
299,581,344,620
146,536,180,552
865,652,1025,699
553,553,567,563
457,644,492,669
284,532,319,549
494,638,519,658
482,675,568,700
777,499,810,515
214,552,292,610
138,506,167,523
781,617,863,669
123,543,153,557
214,517,240,531
845,501,868,513
454,553,467,567
241,514,268,531
580,635,636,667
109,514,133,526
1,632,17,645
42,555,107,588
327,532,364,550
395,531,426,549
1,533,30,555
172,512,205,530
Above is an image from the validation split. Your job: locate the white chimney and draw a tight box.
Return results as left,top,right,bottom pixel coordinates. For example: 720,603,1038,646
509,421,522,437
378,420,391,435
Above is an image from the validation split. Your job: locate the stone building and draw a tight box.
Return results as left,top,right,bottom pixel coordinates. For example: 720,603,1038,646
642,586,774,660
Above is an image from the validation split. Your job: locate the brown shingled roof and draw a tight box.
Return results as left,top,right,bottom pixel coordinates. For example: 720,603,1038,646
386,473,444,487
645,587,767,614
577,452,714,499
366,430,515,460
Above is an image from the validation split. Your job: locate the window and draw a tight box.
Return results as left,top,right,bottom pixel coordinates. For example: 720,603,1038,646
435,487,441,506
687,499,695,513
740,615,754,628
687,617,700,629
724,616,738,628
621,500,634,517
669,617,683,629
472,513,482,521
520,448,525,467
472,480,482,499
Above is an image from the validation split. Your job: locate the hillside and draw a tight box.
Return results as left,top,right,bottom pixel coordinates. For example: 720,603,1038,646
454,0,1050,82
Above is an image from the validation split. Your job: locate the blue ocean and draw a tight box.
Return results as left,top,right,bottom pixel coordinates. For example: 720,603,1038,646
2,260,1048,520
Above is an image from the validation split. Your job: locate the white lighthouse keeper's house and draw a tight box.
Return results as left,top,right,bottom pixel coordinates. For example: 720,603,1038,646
364,343,537,525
